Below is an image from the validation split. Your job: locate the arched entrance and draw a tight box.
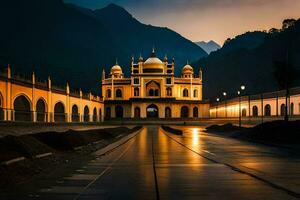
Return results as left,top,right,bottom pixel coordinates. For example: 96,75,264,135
165,107,171,118
147,104,159,118
252,106,258,117
54,102,65,122
14,95,31,121
115,105,123,118
181,106,189,118
93,107,97,122
264,104,271,116
242,108,247,117
72,105,79,122
36,98,46,122
134,107,140,118
84,106,90,122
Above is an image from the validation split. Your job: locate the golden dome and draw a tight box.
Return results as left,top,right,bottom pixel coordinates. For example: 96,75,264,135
182,64,194,74
111,64,122,74
143,49,164,73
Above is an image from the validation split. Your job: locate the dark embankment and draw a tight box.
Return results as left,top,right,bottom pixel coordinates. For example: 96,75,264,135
161,125,183,135
206,121,300,146
0,126,141,188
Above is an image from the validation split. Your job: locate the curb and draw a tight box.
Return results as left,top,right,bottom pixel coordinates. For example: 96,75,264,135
93,127,144,156
35,152,53,159
1,157,26,166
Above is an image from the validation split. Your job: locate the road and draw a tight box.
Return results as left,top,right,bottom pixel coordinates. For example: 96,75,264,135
8,126,300,200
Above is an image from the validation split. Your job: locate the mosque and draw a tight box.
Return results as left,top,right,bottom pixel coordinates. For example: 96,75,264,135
102,50,210,119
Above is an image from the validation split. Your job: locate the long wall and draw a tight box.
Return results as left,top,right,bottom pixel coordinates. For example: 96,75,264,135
0,66,104,123
210,88,300,118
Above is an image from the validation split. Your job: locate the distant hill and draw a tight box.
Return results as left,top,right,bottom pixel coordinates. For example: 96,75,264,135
195,40,220,54
0,0,207,94
194,19,300,99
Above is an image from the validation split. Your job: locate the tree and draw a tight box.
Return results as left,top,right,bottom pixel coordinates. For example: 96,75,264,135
282,19,296,30
273,57,296,122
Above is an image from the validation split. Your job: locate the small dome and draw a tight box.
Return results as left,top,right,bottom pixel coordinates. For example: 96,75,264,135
111,64,122,74
182,64,194,74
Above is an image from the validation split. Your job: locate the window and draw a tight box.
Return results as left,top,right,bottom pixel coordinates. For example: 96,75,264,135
194,89,198,98
134,88,139,96
149,89,154,96
116,89,122,98
134,78,139,84
154,89,159,96
106,89,111,98
165,107,171,118
166,78,172,84
183,89,189,97
166,88,172,96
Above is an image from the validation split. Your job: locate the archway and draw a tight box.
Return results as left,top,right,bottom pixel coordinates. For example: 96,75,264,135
72,105,79,122
115,105,123,118
165,107,171,118
193,107,198,118
264,104,271,116
14,95,31,121
280,104,285,116
147,104,159,118
252,106,258,117
181,106,189,118
36,98,46,122
134,107,140,118
242,108,247,117
146,81,160,97
290,103,294,116
84,106,90,122
54,102,65,122
93,107,97,122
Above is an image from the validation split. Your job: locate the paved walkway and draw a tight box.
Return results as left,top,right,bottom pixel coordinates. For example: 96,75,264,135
9,126,299,199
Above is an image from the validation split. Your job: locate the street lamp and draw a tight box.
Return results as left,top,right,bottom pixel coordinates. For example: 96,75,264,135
238,85,246,127
216,97,220,118
223,92,227,118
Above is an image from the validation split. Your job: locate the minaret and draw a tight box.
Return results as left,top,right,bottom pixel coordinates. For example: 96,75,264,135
199,68,203,80
131,55,134,74
102,68,106,80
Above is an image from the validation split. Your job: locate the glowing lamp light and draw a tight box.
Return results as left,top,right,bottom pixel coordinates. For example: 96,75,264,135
241,85,246,90
237,91,240,95
223,92,227,96
216,98,220,102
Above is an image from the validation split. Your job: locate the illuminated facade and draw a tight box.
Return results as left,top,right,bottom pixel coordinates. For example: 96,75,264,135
0,65,104,122
102,50,210,119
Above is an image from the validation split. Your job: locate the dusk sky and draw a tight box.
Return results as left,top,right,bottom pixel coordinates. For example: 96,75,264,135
64,0,300,45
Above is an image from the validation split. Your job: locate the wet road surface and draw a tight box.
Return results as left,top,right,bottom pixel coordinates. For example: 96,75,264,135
9,126,300,199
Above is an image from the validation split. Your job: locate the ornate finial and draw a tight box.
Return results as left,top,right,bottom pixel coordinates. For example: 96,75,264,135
139,53,143,62
115,58,118,65
187,60,189,65
151,46,156,57
164,54,168,62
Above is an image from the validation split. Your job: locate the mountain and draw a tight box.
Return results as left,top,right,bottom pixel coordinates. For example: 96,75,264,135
0,1,207,94
195,40,221,54
193,19,300,100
